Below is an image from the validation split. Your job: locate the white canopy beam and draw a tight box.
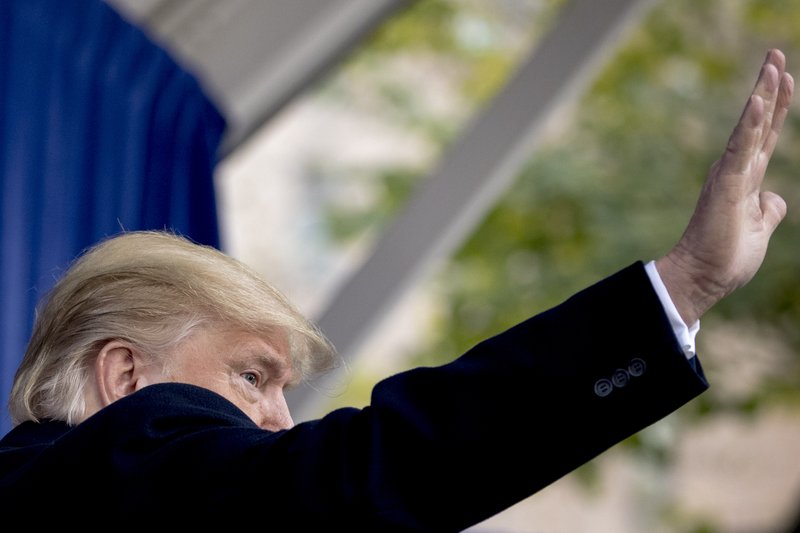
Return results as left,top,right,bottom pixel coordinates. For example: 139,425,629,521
290,0,656,419
106,0,406,155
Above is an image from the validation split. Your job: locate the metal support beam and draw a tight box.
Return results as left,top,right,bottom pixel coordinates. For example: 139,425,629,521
106,0,405,155
288,0,657,420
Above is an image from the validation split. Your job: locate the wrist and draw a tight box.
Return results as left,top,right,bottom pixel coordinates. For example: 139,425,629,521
654,252,719,325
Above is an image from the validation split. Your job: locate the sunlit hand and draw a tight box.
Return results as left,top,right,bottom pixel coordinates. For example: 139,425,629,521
656,49,794,325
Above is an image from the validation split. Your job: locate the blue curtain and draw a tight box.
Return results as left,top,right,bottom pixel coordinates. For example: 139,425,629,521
0,0,226,436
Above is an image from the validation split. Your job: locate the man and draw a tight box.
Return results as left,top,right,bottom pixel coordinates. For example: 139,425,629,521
0,50,793,528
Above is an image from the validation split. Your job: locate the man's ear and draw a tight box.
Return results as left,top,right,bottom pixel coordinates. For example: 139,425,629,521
93,340,153,407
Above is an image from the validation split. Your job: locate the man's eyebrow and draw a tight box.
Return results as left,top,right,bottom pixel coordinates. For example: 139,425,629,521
242,351,293,379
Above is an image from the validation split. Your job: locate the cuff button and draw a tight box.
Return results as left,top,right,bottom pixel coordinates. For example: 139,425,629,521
628,358,646,377
612,368,630,387
594,379,613,397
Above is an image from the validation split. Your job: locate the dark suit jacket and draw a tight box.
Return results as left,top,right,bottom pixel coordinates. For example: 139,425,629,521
0,263,707,529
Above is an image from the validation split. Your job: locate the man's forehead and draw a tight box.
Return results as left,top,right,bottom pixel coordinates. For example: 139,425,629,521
207,325,294,376
178,323,290,362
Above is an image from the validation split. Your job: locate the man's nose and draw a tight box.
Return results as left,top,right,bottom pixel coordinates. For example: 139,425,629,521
262,391,294,431
275,393,294,430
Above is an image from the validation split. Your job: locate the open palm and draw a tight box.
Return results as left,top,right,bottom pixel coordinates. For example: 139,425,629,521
657,49,794,325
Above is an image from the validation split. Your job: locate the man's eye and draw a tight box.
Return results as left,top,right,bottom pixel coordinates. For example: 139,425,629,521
241,372,259,387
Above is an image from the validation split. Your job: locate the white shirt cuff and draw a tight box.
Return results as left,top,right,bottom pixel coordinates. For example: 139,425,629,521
644,260,699,359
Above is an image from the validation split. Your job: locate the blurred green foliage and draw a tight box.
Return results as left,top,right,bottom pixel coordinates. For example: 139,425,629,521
402,0,800,407
316,1,800,528
322,0,800,391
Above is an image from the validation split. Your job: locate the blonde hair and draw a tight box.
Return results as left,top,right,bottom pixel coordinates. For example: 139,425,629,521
9,231,336,426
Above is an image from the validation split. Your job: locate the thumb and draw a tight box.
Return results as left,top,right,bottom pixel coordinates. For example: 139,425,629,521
760,190,787,233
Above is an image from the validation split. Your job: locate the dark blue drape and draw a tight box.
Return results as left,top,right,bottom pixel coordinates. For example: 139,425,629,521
0,0,226,436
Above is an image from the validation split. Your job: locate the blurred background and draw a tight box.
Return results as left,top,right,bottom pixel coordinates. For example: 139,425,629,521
4,0,800,531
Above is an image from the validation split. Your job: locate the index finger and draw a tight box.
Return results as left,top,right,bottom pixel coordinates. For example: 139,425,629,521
718,50,787,179
762,71,794,160
753,49,786,150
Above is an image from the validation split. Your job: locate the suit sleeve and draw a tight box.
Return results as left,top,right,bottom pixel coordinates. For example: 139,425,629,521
90,262,706,529
209,262,707,530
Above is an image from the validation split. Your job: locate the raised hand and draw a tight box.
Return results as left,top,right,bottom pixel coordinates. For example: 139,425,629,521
657,49,794,325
